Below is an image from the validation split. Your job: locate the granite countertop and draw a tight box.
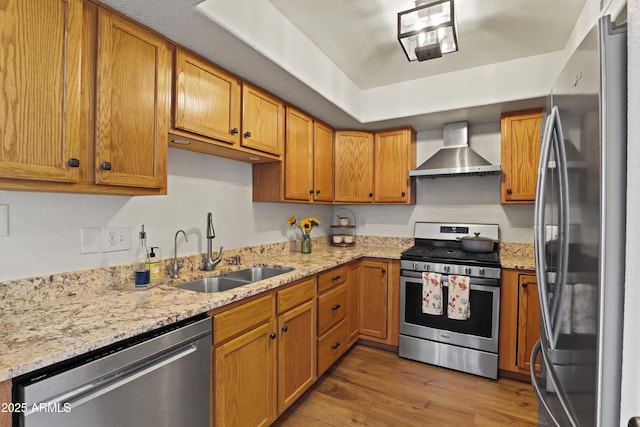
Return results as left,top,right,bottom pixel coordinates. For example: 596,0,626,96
0,239,535,382
0,243,404,382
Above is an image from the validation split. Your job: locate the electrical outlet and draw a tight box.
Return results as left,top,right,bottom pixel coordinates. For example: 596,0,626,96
102,226,130,252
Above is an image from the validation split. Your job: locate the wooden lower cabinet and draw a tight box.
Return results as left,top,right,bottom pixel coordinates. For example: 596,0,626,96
276,279,317,413
498,269,541,379
0,380,10,427
358,259,400,346
211,278,316,426
210,259,399,425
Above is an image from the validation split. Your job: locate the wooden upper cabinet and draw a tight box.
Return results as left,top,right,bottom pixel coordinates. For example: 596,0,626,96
173,48,241,145
334,131,374,203
94,9,170,189
242,83,284,156
374,127,416,204
501,109,543,204
0,0,83,183
313,121,334,202
284,107,314,201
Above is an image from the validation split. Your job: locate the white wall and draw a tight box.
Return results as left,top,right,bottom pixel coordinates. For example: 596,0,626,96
349,125,534,242
0,149,331,282
0,123,532,282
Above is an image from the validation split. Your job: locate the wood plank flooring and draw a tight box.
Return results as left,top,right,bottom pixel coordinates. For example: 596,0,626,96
273,345,538,426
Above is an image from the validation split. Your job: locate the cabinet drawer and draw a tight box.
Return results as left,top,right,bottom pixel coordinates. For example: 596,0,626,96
277,277,316,313
317,319,348,375
213,294,273,344
317,283,347,336
317,265,347,294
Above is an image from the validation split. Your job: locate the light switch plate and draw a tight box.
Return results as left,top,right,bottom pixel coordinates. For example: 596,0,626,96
0,204,8,236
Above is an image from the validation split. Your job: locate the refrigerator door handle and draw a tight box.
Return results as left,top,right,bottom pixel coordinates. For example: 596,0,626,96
535,107,558,348
530,340,563,427
550,111,571,348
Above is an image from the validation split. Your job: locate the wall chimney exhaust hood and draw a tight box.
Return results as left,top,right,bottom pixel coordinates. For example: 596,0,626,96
409,121,501,178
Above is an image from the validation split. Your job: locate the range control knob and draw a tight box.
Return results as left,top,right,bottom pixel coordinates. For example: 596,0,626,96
444,266,450,273
413,262,419,270
479,268,485,276
465,267,472,275
425,264,431,271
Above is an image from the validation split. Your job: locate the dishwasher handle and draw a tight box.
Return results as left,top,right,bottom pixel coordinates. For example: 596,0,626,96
25,342,198,417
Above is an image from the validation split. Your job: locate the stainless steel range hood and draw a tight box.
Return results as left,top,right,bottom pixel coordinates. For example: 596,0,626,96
409,122,501,177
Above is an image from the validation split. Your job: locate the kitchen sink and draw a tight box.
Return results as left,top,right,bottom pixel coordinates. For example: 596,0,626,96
175,265,294,293
224,266,294,282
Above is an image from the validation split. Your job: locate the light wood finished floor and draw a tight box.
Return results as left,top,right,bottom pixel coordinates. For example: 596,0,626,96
273,345,538,427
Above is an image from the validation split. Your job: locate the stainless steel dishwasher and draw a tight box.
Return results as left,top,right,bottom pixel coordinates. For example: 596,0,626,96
13,314,211,427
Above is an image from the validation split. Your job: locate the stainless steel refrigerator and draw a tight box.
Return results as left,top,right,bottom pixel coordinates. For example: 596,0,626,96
531,15,627,427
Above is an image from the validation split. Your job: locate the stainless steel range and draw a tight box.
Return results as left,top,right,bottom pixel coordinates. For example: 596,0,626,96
399,222,501,379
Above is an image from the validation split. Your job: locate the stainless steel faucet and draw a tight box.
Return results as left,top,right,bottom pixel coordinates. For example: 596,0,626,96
172,229,188,279
203,212,223,271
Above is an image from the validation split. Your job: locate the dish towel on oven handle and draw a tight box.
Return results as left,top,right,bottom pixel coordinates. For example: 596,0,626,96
422,272,443,315
447,275,471,320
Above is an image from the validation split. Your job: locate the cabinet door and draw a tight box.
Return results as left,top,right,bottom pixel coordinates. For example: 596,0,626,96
278,300,316,413
517,274,541,373
214,320,277,427
313,121,334,202
284,107,313,201
174,49,241,145
0,0,82,182
242,83,284,156
501,109,542,203
374,128,412,203
94,9,170,189
359,260,388,339
346,261,360,344
334,131,374,203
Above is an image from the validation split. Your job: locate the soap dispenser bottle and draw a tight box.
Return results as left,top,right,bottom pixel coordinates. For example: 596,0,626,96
147,246,161,284
134,225,150,287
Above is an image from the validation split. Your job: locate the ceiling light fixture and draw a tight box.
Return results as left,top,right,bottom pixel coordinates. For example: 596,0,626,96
398,0,458,62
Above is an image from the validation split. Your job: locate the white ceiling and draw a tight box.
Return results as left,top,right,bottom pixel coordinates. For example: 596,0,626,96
102,0,588,131
268,0,587,90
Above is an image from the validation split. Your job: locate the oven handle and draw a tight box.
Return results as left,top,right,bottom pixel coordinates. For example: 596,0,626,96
400,275,499,292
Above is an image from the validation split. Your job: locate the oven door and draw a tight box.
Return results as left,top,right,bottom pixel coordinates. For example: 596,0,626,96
400,272,500,354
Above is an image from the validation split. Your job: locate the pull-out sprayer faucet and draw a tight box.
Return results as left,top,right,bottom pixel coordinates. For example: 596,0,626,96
203,212,223,271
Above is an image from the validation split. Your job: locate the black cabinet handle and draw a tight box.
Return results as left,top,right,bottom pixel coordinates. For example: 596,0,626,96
269,332,276,339
522,282,528,288
506,189,513,195
332,275,341,281
230,128,239,134
331,342,341,350
382,269,386,274
309,189,314,194
369,192,373,197
331,304,341,311
101,162,112,171
316,190,320,194
68,158,80,167
282,326,288,332
244,131,252,138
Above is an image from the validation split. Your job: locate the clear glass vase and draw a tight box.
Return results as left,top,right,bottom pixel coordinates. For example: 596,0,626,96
301,233,312,254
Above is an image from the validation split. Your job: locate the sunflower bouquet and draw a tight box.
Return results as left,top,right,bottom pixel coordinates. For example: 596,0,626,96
287,216,320,253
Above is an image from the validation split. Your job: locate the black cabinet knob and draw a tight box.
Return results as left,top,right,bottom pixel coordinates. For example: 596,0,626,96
282,326,288,332
332,275,341,281
309,189,314,194
369,192,373,197
101,162,112,171
331,342,341,350
401,191,406,197
68,158,80,167
316,190,320,194
522,283,528,288
230,128,239,134
506,189,513,195
331,304,341,311
244,131,252,138
269,332,276,340
382,269,386,274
